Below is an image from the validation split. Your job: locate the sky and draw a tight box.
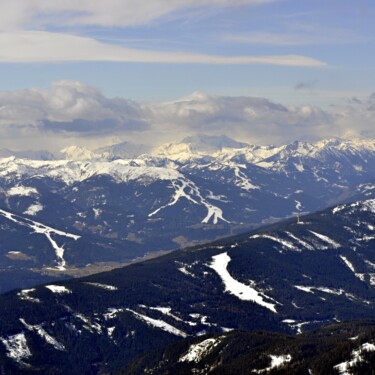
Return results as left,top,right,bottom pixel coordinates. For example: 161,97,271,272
0,0,374,150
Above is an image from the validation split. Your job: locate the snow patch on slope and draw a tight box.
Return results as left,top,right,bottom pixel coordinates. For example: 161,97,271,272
0,333,31,365
8,186,38,197
45,285,71,294
255,354,292,373
23,203,43,216
126,309,187,337
308,231,341,249
209,252,277,313
179,337,223,363
20,318,65,351
334,342,375,374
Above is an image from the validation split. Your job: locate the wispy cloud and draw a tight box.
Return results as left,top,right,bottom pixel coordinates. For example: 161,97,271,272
0,0,276,30
224,29,367,46
0,31,326,66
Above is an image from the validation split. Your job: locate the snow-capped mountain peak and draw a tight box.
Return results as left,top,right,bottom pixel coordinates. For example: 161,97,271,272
153,134,249,162
59,146,99,161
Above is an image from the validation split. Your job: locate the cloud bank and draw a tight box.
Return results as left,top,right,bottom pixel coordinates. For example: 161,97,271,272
0,81,374,150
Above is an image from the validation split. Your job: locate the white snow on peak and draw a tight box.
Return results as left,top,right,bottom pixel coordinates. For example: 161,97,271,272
179,337,223,363
45,285,72,294
7,186,38,197
334,342,375,374
154,135,249,161
0,157,183,186
209,252,278,313
0,333,31,365
59,146,99,161
126,309,187,337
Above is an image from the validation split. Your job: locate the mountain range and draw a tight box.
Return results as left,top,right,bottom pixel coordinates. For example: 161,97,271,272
0,197,375,373
0,136,375,292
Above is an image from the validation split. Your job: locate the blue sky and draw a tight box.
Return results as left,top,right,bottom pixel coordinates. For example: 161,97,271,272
0,0,374,149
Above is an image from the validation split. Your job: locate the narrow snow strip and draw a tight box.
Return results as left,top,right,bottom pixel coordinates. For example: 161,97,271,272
0,333,31,364
45,285,71,294
209,252,277,313
286,232,314,251
334,342,375,374
308,231,341,248
295,285,314,293
179,337,223,363
250,234,299,251
294,285,360,302
126,309,187,337
20,318,65,351
340,255,356,273
178,266,196,278
148,307,183,322
84,282,118,291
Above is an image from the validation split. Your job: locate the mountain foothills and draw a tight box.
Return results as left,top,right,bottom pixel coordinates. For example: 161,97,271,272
0,198,375,373
0,136,375,292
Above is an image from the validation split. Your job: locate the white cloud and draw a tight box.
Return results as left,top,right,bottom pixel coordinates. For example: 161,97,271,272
0,31,325,66
1,82,374,150
0,0,275,30
0,81,147,133
145,92,336,144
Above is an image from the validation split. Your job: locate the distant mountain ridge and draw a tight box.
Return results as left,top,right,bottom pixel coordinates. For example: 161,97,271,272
0,135,375,292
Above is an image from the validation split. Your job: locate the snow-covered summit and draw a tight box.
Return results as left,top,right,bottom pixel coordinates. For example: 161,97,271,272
0,158,182,185
153,135,249,162
59,146,99,161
